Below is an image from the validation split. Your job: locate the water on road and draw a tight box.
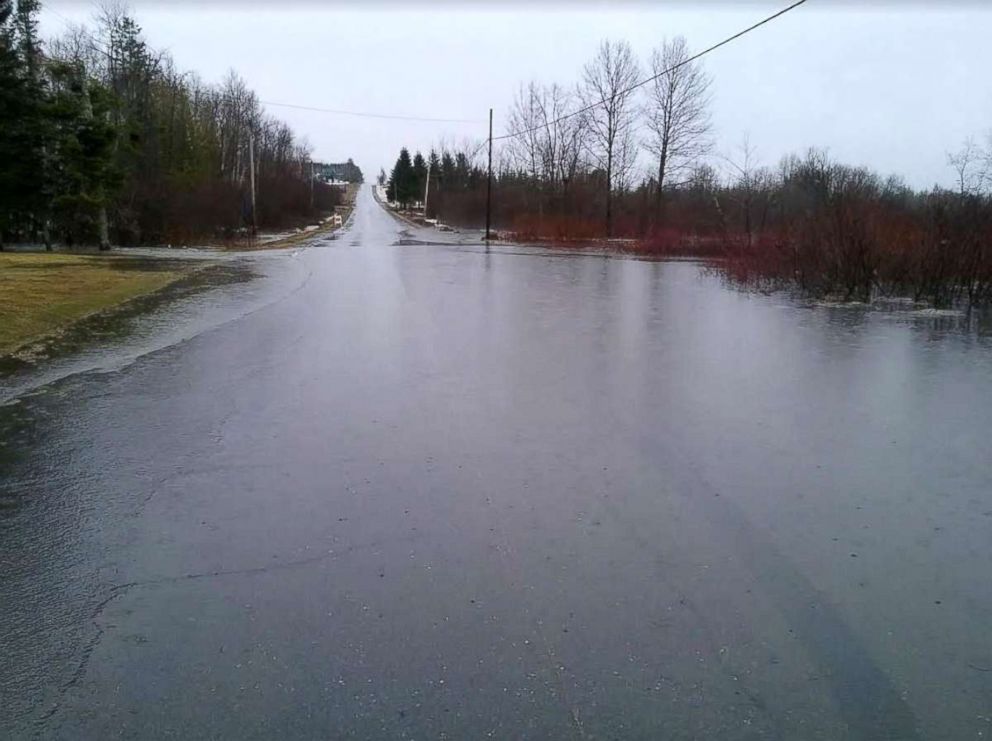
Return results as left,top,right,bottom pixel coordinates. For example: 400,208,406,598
2,186,991,739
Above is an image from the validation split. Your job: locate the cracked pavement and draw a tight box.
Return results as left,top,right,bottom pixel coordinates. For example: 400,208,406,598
2,186,990,739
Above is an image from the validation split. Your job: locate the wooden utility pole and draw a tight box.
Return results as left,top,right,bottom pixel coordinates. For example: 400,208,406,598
248,133,257,236
423,162,431,219
485,108,493,245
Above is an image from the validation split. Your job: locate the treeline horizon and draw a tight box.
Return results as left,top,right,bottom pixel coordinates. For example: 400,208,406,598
388,36,992,306
0,1,341,250
382,147,484,217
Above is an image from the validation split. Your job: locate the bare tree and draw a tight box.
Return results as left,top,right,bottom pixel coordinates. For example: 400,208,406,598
719,134,774,247
47,24,102,71
217,70,261,186
508,81,585,211
644,36,712,220
579,39,640,237
948,137,984,196
539,83,585,198
984,132,992,192
612,124,639,195
508,84,538,175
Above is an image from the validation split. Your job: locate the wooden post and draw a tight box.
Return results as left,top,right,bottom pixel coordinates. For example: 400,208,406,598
485,108,493,244
424,162,431,219
249,133,257,236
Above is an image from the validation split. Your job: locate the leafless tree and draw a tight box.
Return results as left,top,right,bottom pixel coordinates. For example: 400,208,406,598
948,137,985,196
984,132,992,192
612,125,639,195
644,36,712,220
579,39,640,236
719,134,774,247
46,20,102,70
508,83,543,181
217,70,261,186
947,136,992,195
508,81,585,206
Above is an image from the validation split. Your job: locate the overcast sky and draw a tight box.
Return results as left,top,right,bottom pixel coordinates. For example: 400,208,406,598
41,1,991,190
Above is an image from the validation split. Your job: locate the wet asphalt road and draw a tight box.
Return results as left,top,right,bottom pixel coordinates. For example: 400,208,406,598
2,185,991,739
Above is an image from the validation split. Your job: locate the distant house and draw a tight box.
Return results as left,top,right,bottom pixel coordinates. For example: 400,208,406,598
313,159,364,184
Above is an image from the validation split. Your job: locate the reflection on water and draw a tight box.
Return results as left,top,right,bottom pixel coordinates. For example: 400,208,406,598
2,205,991,738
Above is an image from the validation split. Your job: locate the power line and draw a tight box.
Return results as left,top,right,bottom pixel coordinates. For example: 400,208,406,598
40,0,808,145
43,4,75,28
41,9,482,125
258,101,482,125
468,138,489,161
43,5,113,59
492,0,809,143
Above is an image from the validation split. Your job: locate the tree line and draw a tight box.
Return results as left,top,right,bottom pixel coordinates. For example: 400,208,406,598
385,37,715,237
386,36,992,307
0,1,340,250
383,146,485,218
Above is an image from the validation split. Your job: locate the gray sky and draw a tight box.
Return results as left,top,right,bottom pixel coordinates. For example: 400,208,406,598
42,2,992,190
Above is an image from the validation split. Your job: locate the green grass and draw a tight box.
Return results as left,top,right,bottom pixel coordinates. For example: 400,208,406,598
0,253,181,354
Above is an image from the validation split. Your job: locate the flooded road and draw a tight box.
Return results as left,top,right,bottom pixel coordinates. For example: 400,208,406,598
2,185,991,739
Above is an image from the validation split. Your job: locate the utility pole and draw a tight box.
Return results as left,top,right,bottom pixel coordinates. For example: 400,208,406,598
424,162,431,219
248,132,257,236
309,160,315,211
485,108,493,245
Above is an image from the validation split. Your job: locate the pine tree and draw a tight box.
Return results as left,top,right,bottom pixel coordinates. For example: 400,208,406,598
15,0,51,247
412,151,427,206
47,60,121,247
389,148,415,208
2,3,329,247
426,149,441,217
0,1,20,248
100,9,155,243
0,0,46,247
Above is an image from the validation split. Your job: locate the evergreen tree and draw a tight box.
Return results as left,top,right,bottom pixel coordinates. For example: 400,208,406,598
100,10,157,242
0,0,45,247
412,151,427,205
15,0,51,246
47,60,120,247
0,1,20,248
389,148,415,208
1,4,333,247
437,150,456,211
426,149,441,217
